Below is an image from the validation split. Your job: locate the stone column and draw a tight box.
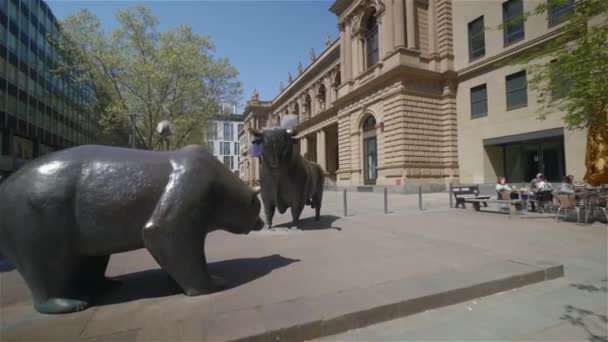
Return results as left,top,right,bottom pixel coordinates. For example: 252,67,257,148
406,0,416,49
339,24,347,81
344,23,353,81
394,0,406,48
428,0,437,54
300,136,308,157
316,130,327,171
352,37,360,77
380,3,394,57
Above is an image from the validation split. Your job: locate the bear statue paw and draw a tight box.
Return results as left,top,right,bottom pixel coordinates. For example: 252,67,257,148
183,275,229,296
34,298,90,314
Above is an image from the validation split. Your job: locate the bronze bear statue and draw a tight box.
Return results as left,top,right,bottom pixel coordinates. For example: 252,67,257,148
0,144,264,314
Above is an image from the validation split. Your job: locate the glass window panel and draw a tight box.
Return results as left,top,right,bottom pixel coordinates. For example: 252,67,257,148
0,24,5,45
503,0,524,44
506,71,528,109
505,144,522,182
549,0,574,27
8,33,17,51
223,122,232,141
7,93,16,113
468,16,485,60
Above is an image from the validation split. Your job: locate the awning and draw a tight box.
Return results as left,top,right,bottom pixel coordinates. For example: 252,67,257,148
483,127,564,146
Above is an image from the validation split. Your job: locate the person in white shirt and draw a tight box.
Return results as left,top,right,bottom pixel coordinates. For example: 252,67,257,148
558,176,575,194
496,176,519,199
535,174,553,191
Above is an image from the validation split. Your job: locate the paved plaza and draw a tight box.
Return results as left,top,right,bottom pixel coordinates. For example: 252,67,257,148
1,191,606,341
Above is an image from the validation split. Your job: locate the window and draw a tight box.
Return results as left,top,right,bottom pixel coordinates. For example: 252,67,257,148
8,1,17,20
468,16,485,60
503,0,524,45
206,122,217,140
207,141,215,154
362,115,376,131
548,0,574,27
223,141,230,155
470,84,488,118
8,32,17,51
223,156,230,168
365,14,379,68
550,59,574,100
506,70,527,110
223,122,232,141
0,24,5,45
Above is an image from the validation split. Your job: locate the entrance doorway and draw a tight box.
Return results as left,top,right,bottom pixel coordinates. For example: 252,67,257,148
361,115,377,185
364,137,377,184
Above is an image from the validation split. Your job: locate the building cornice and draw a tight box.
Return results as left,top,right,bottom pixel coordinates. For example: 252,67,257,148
334,63,456,109
271,40,341,107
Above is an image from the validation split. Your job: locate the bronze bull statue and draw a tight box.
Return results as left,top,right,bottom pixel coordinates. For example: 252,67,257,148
250,127,325,228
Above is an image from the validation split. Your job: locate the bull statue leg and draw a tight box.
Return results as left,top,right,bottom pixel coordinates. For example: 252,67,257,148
264,203,276,229
313,191,323,221
290,201,305,230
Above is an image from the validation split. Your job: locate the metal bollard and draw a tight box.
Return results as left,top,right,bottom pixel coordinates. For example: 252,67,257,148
449,183,453,208
418,186,423,211
384,187,388,214
343,189,347,217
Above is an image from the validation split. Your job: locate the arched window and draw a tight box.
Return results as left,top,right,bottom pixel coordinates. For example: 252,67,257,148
303,94,312,118
294,102,300,115
333,72,341,100
362,115,376,131
317,84,327,110
365,13,379,68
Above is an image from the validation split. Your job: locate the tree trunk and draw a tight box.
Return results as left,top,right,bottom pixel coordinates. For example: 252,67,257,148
583,108,608,186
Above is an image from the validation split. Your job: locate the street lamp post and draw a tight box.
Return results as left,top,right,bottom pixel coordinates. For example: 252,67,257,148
157,120,173,151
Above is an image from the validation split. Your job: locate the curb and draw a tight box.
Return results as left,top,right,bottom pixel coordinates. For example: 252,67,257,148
231,264,564,342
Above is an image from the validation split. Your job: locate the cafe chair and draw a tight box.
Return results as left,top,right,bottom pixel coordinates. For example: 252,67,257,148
555,193,581,224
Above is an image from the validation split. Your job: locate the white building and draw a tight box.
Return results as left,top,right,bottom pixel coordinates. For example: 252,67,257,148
206,104,244,175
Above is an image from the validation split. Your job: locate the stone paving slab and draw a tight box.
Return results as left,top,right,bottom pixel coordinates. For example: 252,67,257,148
0,207,568,342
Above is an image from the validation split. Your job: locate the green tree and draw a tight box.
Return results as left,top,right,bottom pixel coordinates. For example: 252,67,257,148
52,5,242,150
502,0,608,184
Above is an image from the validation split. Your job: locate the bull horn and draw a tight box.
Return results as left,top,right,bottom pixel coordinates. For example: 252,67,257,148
252,186,261,194
248,127,262,136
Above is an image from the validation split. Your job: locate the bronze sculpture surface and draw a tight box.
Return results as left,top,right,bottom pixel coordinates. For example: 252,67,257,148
0,144,264,314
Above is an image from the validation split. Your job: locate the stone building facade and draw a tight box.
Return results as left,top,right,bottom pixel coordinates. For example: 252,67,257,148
242,0,459,188
241,0,587,187
453,0,585,184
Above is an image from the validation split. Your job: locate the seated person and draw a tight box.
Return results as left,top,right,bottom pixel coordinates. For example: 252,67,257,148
496,176,519,199
558,176,575,194
529,173,543,190
533,174,553,192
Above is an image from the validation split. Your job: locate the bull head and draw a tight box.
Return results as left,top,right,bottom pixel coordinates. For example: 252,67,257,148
249,128,298,169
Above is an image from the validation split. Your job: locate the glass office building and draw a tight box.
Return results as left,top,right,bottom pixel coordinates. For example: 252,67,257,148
0,0,96,178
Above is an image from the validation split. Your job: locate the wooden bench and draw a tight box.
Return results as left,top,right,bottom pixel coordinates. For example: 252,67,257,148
466,198,523,216
451,185,490,209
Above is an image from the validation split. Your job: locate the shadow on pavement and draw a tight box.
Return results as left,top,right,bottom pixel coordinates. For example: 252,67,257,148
561,282,608,342
93,254,299,307
274,215,342,231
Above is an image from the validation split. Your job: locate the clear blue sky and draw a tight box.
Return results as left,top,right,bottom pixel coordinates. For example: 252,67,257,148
47,0,338,112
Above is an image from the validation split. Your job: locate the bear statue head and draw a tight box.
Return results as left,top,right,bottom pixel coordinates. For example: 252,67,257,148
209,172,264,234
